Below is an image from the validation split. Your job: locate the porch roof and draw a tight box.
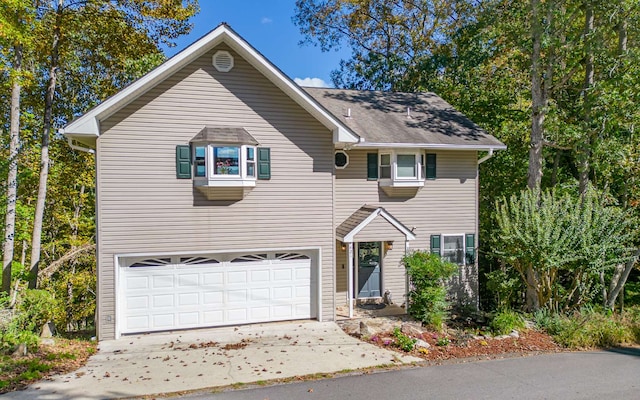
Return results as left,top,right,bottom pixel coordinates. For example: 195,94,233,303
336,205,416,243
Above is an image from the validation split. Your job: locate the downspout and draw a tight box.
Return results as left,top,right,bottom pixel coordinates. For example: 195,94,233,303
477,148,494,164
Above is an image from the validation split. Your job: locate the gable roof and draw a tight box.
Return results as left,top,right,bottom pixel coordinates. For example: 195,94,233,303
305,88,505,150
61,24,360,147
337,205,416,242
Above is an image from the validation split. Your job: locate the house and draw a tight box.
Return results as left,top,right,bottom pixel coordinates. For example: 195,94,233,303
62,24,505,340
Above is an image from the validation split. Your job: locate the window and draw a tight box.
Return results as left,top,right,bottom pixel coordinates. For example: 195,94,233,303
376,150,424,187
246,147,256,177
213,146,240,175
334,151,349,169
396,154,416,178
189,143,264,187
431,233,475,266
194,146,206,177
442,235,464,265
380,153,391,179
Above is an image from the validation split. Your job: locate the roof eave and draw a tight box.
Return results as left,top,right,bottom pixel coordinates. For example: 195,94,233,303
353,142,507,151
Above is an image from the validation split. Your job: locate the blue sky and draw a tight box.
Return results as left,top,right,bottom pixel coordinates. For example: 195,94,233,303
162,0,351,87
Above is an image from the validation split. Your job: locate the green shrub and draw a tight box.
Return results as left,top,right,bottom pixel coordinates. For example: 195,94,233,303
485,269,522,310
535,307,636,348
392,327,416,352
402,251,457,330
491,309,526,335
13,289,59,333
436,336,450,346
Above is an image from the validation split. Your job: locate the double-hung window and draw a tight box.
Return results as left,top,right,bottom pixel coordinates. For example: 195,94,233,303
377,150,424,187
442,235,465,265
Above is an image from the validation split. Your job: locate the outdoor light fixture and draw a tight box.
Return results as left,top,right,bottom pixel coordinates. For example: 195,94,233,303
386,241,394,251
341,242,347,251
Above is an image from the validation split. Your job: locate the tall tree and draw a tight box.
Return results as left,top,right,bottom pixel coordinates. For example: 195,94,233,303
26,0,198,288
0,0,36,294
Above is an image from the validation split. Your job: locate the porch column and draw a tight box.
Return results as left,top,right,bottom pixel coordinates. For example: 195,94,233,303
347,242,354,318
405,239,410,307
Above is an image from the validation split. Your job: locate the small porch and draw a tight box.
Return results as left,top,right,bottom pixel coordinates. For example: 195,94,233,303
335,205,416,319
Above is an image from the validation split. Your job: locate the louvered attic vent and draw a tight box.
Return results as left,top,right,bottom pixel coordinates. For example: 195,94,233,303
213,50,234,72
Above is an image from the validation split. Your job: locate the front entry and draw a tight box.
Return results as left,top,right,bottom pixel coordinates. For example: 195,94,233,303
357,242,382,298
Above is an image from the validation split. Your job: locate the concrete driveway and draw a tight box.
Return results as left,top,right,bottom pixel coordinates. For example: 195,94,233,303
5,321,421,399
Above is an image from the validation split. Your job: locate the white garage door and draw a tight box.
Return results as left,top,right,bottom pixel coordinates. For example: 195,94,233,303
119,252,314,335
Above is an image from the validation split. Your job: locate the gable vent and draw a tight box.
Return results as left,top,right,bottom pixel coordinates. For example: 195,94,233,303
213,50,234,72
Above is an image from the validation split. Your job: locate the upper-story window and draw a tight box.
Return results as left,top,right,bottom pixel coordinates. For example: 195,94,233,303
195,144,256,181
185,126,267,188
377,150,424,186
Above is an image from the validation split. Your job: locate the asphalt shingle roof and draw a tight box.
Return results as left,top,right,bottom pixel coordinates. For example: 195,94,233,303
305,88,504,148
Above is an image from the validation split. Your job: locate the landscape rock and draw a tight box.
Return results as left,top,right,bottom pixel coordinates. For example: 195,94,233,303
12,343,27,357
400,322,424,338
41,338,55,346
509,330,520,339
414,339,431,349
41,321,56,338
359,319,398,337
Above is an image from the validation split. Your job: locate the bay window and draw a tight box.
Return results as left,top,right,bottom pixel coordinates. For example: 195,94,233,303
192,143,257,186
378,150,424,187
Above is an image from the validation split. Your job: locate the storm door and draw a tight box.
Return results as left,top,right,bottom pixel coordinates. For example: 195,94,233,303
356,242,382,298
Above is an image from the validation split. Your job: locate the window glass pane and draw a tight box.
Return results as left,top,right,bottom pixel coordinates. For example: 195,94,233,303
442,235,464,265
214,146,240,175
380,154,391,179
246,147,255,160
397,154,416,178
335,151,348,168
247,162,255,177
194,146,206,177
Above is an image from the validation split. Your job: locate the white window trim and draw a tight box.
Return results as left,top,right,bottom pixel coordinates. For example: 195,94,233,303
193,143,257,188
334,150,349,169
441,233,466,266
378,149,425,187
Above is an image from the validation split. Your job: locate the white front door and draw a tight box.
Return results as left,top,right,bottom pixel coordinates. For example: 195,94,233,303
119,252,314,335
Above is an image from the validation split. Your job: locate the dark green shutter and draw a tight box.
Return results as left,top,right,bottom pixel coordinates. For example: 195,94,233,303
176,145,191,179
367,153,378,180
430,234,441,256
426,153,436,180
258,147,271,180
465,233,475,265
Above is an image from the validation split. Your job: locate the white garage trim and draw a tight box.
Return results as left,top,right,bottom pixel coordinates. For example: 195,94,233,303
114,247,321,338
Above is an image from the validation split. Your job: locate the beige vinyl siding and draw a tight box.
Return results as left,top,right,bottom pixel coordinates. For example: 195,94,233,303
96,45,335,340
352,216,406,242
335,149,478,304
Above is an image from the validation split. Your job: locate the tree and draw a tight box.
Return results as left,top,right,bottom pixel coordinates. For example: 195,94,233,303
0,0,36,294
26,0,198,288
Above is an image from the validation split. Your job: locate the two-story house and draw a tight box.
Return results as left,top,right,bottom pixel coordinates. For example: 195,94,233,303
62,24,505,340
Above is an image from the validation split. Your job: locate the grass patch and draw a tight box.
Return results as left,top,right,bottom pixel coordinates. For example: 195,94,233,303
0,337,97,394
535,306,640,349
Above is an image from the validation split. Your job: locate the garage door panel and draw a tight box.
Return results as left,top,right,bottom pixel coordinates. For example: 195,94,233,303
120,253,314,334
152,314,174,328
178,273,199,287
203,291,223,305
251,288,269,301
203,272,223,285
178,292,199,306
178,312,199,325
228,270,247,284
152,275,174,288
153,294,174,308
126,295,149,310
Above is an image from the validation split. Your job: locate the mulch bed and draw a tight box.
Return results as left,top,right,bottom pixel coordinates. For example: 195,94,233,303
367,329,562,363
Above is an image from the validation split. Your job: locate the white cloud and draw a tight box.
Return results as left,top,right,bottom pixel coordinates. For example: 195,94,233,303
261,17,273,24
294,77,330,88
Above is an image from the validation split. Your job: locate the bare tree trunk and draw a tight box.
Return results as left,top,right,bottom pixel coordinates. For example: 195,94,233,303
3,45,23,294
29,1,62,289
606,248,640,310
528,0,545,190
578,1,594,197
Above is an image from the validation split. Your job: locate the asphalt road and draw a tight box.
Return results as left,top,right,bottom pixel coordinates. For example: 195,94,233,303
181,348,640,400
